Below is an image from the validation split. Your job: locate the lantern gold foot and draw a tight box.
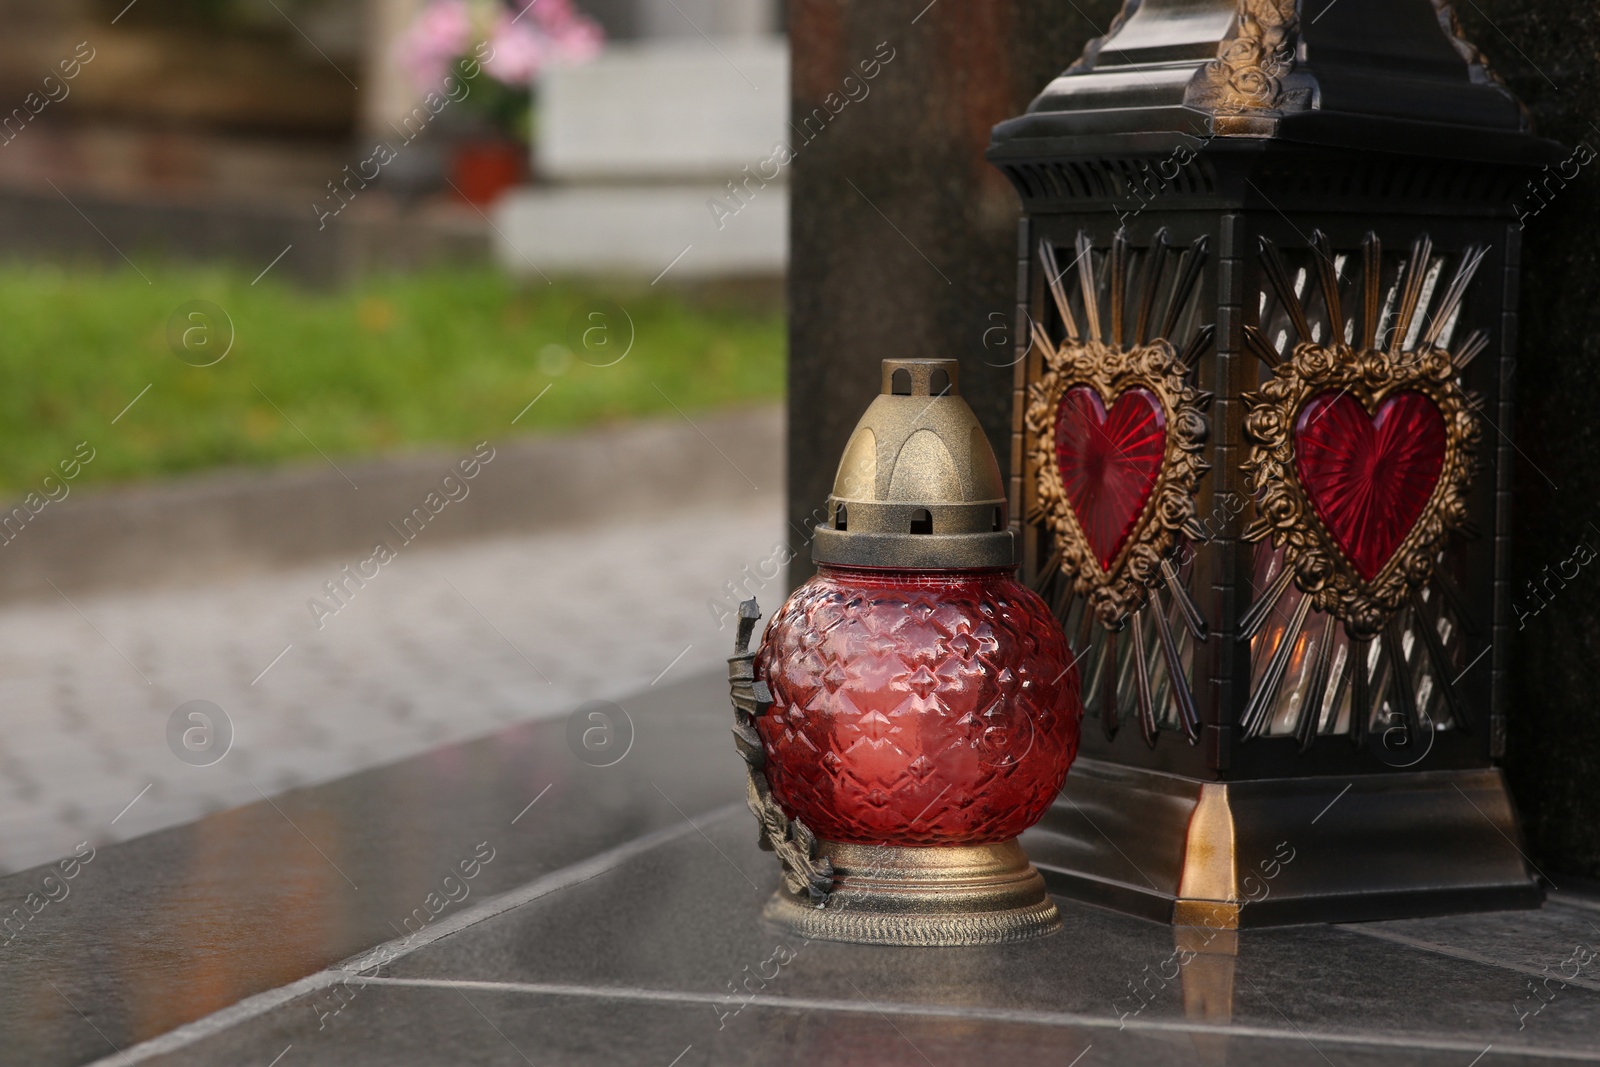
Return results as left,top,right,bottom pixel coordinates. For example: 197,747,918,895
1025,759,1543,927
762,838,1061,947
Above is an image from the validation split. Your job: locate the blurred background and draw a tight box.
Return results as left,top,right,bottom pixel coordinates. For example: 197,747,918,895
0,0,787,279
0,0,791,873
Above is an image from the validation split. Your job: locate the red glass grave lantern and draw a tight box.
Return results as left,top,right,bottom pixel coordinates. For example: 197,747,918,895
728,359,1084,946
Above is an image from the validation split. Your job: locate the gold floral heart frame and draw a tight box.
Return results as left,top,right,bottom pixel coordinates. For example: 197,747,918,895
1241,233,1483,639
1028,338,1210,629
1024,234,1211,630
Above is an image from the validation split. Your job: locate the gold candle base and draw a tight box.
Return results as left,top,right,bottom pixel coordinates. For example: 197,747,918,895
762,838,1061,947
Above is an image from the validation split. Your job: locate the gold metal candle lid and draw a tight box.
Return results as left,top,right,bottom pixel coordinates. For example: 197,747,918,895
811,359,1015,570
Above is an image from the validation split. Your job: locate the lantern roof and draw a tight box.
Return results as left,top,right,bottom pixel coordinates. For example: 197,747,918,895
990,0,1550,164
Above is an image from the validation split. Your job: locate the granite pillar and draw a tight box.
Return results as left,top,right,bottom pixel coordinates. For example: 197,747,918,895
785,0,1121,579
1460,1,1600,883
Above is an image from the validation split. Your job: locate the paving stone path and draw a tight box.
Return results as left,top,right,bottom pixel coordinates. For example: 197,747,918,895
0,498,787,874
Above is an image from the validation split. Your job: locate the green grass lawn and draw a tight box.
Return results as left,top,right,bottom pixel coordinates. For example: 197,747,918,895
0,264,785,494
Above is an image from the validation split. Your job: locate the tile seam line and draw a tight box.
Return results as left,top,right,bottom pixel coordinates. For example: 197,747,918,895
354,976,1600,1061
81,801,747,1067
1337,923,1600,993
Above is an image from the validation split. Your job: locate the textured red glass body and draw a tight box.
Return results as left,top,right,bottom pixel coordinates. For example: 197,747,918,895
1054,386,1166,569
755,566,1082,846
1294,390,1446,581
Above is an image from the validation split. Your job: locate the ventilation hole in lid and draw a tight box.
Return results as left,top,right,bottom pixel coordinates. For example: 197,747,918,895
891,368,913,395
993,506,1005,531
835,504,848,531
910,508,933,535
929,368,951,396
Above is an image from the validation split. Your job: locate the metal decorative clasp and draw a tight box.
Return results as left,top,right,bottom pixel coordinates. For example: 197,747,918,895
728,598,833,906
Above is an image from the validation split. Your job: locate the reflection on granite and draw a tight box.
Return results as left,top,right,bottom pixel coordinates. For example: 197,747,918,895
122,809,1600,1065
9,667,1600,1066
1359,899,1600,983
362,811,1600,1062
0,671,740,1067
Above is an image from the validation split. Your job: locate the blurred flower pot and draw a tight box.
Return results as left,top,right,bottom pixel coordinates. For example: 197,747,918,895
449,138,526,205
398,0,604,206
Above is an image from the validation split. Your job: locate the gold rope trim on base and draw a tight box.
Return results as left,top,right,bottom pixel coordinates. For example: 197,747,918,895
761,839,1062,947
764,892,1061,948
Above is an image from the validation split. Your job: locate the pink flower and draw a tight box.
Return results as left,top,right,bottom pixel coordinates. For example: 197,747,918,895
399,0,605,93
538,9,604,67
483,13,543,84
492,1,604,81
396,0,474,93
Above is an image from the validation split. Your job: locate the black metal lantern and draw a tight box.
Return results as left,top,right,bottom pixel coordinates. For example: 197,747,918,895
986,0,1560,927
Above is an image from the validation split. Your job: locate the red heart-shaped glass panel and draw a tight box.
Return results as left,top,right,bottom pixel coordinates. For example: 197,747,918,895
1294,390,1447,582
1054,386,1166,570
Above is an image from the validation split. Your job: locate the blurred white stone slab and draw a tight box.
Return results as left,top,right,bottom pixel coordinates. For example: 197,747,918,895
494,183,787,277
538,38,789,181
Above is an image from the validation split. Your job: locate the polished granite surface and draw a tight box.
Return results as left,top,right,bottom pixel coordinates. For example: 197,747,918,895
6,669,1599,1065
2,672,740,1067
